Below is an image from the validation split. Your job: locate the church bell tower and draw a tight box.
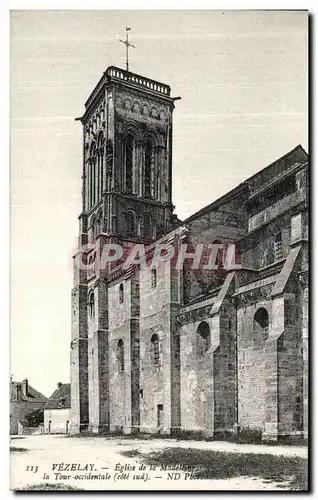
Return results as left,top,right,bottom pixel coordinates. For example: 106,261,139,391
70,63,179,433
79,66,177,247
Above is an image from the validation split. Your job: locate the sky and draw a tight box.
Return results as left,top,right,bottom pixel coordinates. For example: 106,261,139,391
10,10,308,397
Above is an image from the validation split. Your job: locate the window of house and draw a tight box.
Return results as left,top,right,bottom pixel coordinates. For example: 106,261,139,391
119,283,124,304
196,321,211,357
151,268,157,288
117,339,124,372
151,334,160,366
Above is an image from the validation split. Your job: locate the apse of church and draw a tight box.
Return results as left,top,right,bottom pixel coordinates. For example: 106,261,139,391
71,63,308,442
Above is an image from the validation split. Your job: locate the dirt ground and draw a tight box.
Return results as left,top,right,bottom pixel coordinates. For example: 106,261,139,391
10,434,308,491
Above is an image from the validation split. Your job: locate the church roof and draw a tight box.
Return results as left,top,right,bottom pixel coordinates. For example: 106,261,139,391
183,144,308,224
45,383,71,410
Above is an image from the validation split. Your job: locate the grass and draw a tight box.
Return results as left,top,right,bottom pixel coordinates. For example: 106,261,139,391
16,483,83,491
66,428,307,446
120,447,308,491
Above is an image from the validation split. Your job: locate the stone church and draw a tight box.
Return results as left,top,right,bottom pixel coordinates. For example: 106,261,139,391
70,66,308,441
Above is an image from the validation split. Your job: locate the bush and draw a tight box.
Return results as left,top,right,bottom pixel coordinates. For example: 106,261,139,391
24,408,44,427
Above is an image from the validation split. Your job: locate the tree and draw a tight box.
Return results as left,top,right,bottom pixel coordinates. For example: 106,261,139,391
24,408,44,427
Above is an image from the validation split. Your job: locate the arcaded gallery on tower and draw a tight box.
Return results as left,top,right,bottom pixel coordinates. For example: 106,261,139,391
70,65,308,442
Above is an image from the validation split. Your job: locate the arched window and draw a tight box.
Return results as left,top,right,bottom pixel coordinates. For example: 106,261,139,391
119,283,124,304
144,138,154,197
253,308,269,345
151,334,160,367
125,211,135,237
151,268,157,288
124,134,134,193
196,321,210,357
88,292,95,318
117,339,124,372
144,213,152,239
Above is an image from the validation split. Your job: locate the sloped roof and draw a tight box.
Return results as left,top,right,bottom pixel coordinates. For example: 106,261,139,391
10,381,47,402
183,144,308,224
45,384,71,410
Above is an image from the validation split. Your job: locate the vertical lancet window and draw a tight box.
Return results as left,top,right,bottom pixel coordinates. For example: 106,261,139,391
88,292,95,318
125,134,134,193
119,283,124,304
151,334,160,367
144,138,154,197
144,213,152,239
117,339,125,372
125,211,135,237
90,143,97,207
151,268,157,288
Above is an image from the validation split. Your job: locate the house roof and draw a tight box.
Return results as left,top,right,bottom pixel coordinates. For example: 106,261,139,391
45,383,71,410
10,380,47,402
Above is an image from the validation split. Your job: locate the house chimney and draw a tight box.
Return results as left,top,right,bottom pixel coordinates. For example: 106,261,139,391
23,378,28,397
16,383,22,400
57,382,63,389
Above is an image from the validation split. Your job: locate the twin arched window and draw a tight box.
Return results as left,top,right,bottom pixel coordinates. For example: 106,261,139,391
196,321,211,358
123,132,157,198
122,211,153,239
125,211,135,237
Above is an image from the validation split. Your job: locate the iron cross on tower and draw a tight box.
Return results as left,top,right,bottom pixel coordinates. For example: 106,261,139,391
119,27,136,72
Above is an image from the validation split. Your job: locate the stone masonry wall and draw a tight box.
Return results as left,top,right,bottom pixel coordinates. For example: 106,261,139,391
237,300,272,432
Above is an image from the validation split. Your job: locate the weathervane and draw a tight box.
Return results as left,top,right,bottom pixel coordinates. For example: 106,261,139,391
119,27,135,72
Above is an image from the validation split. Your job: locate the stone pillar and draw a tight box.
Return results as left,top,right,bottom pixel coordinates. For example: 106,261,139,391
262,295,284,442
88,279,109,433
302,284,308,439
70,249,89,434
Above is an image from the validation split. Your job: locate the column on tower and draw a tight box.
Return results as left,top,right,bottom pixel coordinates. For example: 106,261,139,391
95,150,99,204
